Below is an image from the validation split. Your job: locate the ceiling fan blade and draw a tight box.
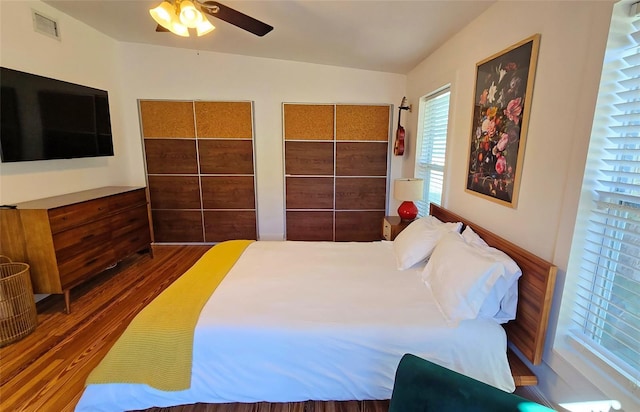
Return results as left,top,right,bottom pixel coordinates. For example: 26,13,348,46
156,24,169,32
200,1,273,37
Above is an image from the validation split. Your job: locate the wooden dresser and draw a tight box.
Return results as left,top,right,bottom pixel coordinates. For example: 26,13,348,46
0,186,153,313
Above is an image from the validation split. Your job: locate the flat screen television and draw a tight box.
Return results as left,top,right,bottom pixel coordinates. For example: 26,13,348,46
0,67,114,162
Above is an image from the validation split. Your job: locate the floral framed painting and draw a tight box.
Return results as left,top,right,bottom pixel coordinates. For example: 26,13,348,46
465,34,540,208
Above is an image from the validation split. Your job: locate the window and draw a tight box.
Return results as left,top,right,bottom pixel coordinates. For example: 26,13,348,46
415,87,451,216
558,2,639,407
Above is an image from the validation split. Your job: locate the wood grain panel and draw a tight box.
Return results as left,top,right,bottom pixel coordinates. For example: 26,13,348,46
198,140,254,174
48,197,109,234
52,217,112,262
335,178,386,210
111,206,153,259
285,141,334,175
57,245,116,289
335,105,390,141
195,101,253,139
139,100,195,138
284,104,334,140
335,211,386,241
286,177,334,209
204,211,257,242
107,188,147,212
335,142,388,176
147,176,201,210
201,176,256,209
151,210,204,242
144,139,198,174
286,211,333,241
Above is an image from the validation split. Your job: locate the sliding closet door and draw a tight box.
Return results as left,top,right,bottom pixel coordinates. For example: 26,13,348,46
140,100,257,243
284,103,390,241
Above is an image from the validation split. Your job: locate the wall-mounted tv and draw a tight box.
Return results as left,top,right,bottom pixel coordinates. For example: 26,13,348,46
0,67,114,162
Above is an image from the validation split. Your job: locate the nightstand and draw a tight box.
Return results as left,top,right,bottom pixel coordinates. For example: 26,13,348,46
382,216,413,241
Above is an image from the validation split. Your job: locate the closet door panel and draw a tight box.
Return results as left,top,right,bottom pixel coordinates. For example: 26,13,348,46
140,99,256,244
284,104,334,140
283,102,390,242
285,142,334,175
335,178,386,210
204,211,257,242
148,176,201,210
285,177,334,209
286,211,334,241
335,211,385,242
336,142,388,176
195,101,253,138
201,176,256,209
198,140,254,174
335,105,390,141
151,210,203,243
144,139,198,174
139,101,195,138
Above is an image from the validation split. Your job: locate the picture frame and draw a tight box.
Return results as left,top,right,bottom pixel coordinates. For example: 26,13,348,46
465,34,540,208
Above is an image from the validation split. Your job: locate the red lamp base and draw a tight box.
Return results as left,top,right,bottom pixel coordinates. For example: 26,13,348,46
398,201,418,220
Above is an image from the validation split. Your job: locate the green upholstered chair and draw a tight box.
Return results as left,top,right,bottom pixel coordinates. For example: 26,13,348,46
388,353,555,412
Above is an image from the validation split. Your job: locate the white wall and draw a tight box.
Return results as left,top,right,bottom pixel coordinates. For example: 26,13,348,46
116,44,406,239
405,0,616,406
0,1,128,203
0,1,406,238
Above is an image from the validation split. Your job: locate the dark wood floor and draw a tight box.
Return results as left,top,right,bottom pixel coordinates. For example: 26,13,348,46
0,246,390,412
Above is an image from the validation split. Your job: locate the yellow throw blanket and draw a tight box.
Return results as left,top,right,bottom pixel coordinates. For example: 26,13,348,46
86,239,254,391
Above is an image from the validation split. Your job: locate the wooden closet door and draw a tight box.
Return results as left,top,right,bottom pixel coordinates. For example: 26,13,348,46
283,103,390,242
140,100,257,243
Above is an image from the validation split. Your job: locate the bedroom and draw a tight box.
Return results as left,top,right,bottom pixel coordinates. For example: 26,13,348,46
0,0,637,411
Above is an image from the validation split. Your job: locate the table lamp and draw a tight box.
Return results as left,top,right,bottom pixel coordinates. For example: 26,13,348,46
394,178,424,220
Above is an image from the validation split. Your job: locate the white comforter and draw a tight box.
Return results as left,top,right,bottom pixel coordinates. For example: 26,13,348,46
76,241,515,411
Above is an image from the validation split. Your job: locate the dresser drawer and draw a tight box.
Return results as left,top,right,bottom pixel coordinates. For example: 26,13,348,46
109,188,147,212
111,204,150,239
49,197,110,233
52,217,112,262
112,227,151,259
111,204,151,261
57,245,116,289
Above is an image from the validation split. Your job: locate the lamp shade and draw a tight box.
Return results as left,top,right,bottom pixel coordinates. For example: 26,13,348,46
394,178,424,201
149,1,175,30
150,1,190,37
196,17,215,36
179,0,203,28
394,178,424,220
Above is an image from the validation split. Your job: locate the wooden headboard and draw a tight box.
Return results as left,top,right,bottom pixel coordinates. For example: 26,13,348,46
429,204,557,366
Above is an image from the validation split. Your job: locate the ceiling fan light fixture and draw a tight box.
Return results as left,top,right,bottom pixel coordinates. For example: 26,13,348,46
179,0,202,28
170,20,190,37
196,17,215,36
149,1,175,31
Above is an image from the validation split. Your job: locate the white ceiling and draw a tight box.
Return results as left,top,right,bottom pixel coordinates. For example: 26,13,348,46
42,0,495,74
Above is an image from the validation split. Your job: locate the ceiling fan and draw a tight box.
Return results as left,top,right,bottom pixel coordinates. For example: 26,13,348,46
150,0,273,38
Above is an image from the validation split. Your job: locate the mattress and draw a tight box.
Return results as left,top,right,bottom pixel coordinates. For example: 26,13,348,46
76,240,515,411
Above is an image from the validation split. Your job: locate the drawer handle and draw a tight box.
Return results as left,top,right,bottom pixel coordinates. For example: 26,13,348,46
81,234,95,241
86,258,98,265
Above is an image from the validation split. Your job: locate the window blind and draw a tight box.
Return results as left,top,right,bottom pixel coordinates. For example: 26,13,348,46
415,88,450,216
570,12,639,383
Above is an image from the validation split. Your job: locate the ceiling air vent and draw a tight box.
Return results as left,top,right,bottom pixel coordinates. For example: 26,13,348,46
32,10,61,40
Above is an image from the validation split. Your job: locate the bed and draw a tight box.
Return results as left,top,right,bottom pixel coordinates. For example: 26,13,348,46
75,204,557,412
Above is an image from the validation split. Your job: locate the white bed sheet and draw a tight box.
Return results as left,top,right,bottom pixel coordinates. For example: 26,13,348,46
76,241,515,412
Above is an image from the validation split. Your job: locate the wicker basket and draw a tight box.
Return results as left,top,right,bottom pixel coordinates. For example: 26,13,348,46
0,255,37,347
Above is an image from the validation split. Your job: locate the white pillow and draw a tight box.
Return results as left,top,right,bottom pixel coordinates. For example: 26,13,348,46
461,225,488,247
462,226,520,323
422,231,522,324
393,216,462,270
